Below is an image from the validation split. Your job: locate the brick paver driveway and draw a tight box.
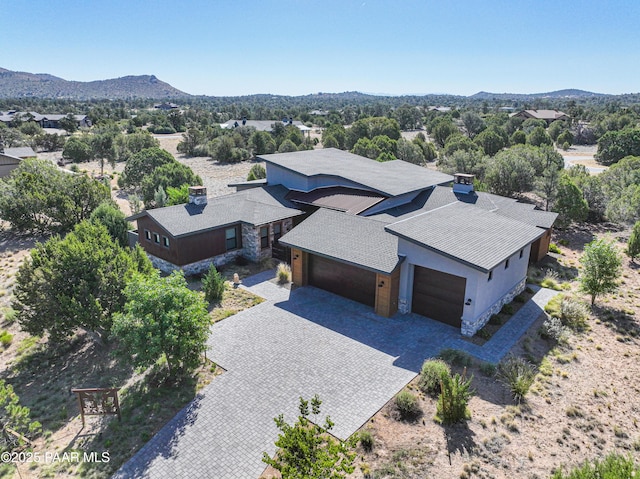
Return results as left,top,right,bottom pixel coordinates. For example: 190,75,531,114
114,273,555,479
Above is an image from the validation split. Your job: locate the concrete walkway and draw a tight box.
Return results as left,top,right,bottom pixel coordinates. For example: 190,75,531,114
113,275,557,479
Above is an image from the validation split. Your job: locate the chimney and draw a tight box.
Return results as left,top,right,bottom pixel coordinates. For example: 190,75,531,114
188,186,208,206
452,173,475,194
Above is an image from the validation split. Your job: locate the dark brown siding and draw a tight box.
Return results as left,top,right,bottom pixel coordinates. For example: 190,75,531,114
530,228,552,263
137,216,180,264
137,217,242,266
412,266,466,328
308,255,376,307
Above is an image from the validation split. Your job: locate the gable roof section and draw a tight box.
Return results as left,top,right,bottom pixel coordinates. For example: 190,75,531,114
278,208,403,275
385,202,545,272
3,147,36,159
130,185,303,238
260,148,453,197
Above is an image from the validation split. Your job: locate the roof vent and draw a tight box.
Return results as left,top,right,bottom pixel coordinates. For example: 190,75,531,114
188,186,208,206
452,173,475,194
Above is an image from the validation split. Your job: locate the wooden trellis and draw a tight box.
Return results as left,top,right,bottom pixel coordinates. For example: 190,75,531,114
71,388,121,427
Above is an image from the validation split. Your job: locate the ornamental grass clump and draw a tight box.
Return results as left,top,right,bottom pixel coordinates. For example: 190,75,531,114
276,263,292,284
497,356,537,404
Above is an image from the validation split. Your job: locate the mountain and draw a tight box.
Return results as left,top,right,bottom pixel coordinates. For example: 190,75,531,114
0,68,191,99
469,89,605,100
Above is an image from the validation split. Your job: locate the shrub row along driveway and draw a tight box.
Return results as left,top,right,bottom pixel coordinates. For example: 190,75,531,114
114,272,554,478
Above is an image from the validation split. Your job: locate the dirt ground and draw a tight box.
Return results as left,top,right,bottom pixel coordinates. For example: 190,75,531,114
349,224,640,479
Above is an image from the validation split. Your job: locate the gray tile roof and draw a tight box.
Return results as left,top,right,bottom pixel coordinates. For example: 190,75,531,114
260,148,454,197
131,185,303,238
385,201,545,272
3,147,36,158
278,208,403,274
368,186,557,229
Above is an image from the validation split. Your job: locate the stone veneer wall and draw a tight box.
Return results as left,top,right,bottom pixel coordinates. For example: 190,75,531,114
147,249,242,276
461,278,527,336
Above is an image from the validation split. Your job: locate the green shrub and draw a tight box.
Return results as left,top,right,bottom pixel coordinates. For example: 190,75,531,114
549,243,562,254
247,164,266,181
551,453,640,478
438,348,472,367
435,372,473,424
276,263,291,284
479,362,497,377
202,264,226,303
541,277,562,290
359,430,374,452
418,359,451,396
1,307,16,324
0,330,12,347
497,356,537,403
488,314,503,325
394,391,421,421
500,303,514,315
476,327,492,340
544,294,564,318
541,317,570,344
558,239,569,246
560,298,589,331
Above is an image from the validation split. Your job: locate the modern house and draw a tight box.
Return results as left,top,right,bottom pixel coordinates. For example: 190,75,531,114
510,109,570,124
129,149,556,336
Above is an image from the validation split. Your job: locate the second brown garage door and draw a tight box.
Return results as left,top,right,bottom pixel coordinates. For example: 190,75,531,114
308,254,376,307
412,266,466,328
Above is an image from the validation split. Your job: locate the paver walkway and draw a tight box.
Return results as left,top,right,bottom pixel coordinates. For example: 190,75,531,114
113,275,557,479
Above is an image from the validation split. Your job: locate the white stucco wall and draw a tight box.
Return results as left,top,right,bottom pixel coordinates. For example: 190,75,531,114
397,238,530,335
265,163,374,192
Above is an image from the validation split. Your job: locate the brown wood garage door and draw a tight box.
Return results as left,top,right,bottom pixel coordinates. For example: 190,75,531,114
412,266,466,328
308,254,376,307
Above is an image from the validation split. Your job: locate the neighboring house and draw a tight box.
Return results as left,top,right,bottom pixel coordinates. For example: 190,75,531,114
128,186,304,275
130,148,557,336
221,118,311,135
3,146,36,159
0,111,91,129
0,151,27,178
154,102,179,110
510,109,570,124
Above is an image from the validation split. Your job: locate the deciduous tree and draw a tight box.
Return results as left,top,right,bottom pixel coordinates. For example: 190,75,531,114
579,238,622,306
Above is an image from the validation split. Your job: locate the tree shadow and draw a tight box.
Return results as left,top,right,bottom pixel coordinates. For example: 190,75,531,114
0,229,43,254
442,421,477,460
592,304,640,341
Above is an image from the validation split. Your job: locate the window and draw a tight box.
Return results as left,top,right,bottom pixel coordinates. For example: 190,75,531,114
144,230,151,241
273,223,282,242
225,227,238,251
163,236,170,248
153,233,160,244
505,259,510,269
519,249,523,259
488,270,493,281
260,226,269,249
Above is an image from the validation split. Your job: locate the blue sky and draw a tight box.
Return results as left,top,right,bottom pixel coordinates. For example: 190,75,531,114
1,0,638,96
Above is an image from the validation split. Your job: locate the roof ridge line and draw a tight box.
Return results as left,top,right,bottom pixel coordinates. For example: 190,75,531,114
385,200,458,227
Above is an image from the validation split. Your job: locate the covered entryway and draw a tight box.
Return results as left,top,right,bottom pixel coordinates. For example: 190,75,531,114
412,265,466,328
308,254,376,307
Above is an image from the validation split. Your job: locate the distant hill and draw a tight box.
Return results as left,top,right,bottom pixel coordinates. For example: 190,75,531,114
0,67,191,99
469,89,605,100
